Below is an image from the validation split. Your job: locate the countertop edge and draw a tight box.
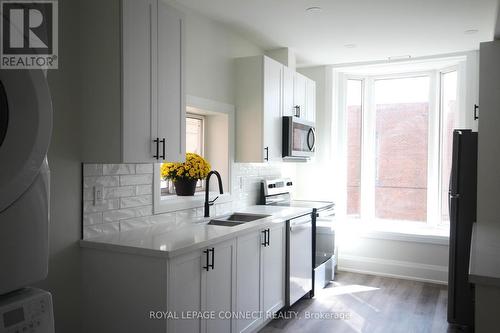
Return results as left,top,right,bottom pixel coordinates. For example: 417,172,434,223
80,220,282,259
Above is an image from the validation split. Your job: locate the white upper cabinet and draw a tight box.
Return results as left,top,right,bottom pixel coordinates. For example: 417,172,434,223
235,55,283,163
235,55,316,162
293,72,307,119
282,66,296,117
305,78,316,122
81,0,185,163
293,72,316,122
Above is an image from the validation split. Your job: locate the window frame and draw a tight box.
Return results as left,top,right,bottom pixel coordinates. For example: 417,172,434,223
341,68,459,227
186,113,206,191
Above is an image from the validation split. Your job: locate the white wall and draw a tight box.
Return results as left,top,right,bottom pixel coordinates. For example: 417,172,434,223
35,0,82,332
175,4,263,105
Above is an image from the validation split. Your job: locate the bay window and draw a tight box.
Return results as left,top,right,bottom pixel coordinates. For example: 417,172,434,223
342,68,459,227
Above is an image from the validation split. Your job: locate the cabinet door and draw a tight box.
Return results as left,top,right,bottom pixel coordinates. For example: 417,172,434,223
282,66,295,117
157,1,185,162
293,73,307,119
236,231,263,333
262,223,285,315
305,79,316,122
121,0,157,162
204,240,235,333
168,250,204,333
263,57,283,162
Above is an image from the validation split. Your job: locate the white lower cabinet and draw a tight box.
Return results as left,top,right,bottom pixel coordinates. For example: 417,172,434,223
262,223,285,315
81,223,285,333
236,223,285,333
236,231,263,332
168,238,236,333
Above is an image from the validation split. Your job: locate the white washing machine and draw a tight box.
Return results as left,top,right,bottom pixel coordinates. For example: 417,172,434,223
0,69,54,333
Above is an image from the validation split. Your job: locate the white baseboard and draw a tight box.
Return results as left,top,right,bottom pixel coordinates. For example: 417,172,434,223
338,254,448,285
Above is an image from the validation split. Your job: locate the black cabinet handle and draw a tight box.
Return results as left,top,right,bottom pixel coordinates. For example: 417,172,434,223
261,230,267,247
264,147,269,161
209,247,215,270
160,138,166,159
266,229,270,246
474,104,479,120
294,105,301,118
153,138,160,159
203,249,210,271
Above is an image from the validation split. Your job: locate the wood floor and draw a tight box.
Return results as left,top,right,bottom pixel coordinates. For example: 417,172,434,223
261,272,469,333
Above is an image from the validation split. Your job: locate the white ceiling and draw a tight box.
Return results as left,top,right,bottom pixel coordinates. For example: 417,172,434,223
175,0,499,67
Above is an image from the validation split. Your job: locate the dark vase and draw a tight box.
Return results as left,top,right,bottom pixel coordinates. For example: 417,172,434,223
173,178,198,196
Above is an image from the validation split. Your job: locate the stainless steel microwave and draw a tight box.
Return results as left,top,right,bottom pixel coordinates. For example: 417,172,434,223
282,116,316,159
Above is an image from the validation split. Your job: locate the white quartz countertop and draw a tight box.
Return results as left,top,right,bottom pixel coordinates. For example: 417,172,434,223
469,222,500,287
80,205,311,258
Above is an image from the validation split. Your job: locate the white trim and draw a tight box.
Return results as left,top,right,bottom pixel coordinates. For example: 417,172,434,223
154,95,235,215
338,254,448,285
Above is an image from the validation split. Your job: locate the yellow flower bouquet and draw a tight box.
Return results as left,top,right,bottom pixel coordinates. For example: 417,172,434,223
161,153,211,196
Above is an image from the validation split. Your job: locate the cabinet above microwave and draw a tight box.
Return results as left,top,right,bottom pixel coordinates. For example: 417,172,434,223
235,55,316,163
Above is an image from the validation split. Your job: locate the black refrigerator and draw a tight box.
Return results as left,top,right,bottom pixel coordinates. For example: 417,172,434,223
447,129,477,328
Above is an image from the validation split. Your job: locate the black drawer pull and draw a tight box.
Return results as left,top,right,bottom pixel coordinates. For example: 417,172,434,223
261,230,267,247
153,138,160,159
160,138,166,159
203,249,209,271
209,247,215,270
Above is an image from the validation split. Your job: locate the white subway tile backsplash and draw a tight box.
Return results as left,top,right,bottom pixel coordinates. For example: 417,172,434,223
136,184,152,195
104,186,136,199
84,199,120,213
176,208,198,222
84,222,120,239
136,164,153,174
102,205,152,222
83,212,103,225
103,164,136,175
149,212,176,225
84,176,120,188
120,174,153,186
82,162,283,238
83,164,103,176
120,195,152,208
119,217,152,232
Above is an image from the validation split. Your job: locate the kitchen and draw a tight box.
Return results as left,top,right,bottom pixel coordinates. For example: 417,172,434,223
0,0,500,333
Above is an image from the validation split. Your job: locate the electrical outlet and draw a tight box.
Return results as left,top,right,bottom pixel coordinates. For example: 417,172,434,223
93,185,104,205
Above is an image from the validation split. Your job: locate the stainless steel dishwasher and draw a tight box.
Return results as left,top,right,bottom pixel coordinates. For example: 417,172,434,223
286,214,313,307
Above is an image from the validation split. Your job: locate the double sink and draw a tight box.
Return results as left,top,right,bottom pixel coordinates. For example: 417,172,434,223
207,213,270,227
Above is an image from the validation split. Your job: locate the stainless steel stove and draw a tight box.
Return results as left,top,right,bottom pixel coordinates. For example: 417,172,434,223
260,178,336,303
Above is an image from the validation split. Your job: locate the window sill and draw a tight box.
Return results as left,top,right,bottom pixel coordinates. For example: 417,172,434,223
154,191,232,215
336,218,450,246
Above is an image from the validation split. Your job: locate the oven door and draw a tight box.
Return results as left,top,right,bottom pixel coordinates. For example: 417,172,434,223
282,116,315,159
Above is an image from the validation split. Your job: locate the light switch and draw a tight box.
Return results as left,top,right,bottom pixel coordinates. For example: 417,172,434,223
93,185,104,205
